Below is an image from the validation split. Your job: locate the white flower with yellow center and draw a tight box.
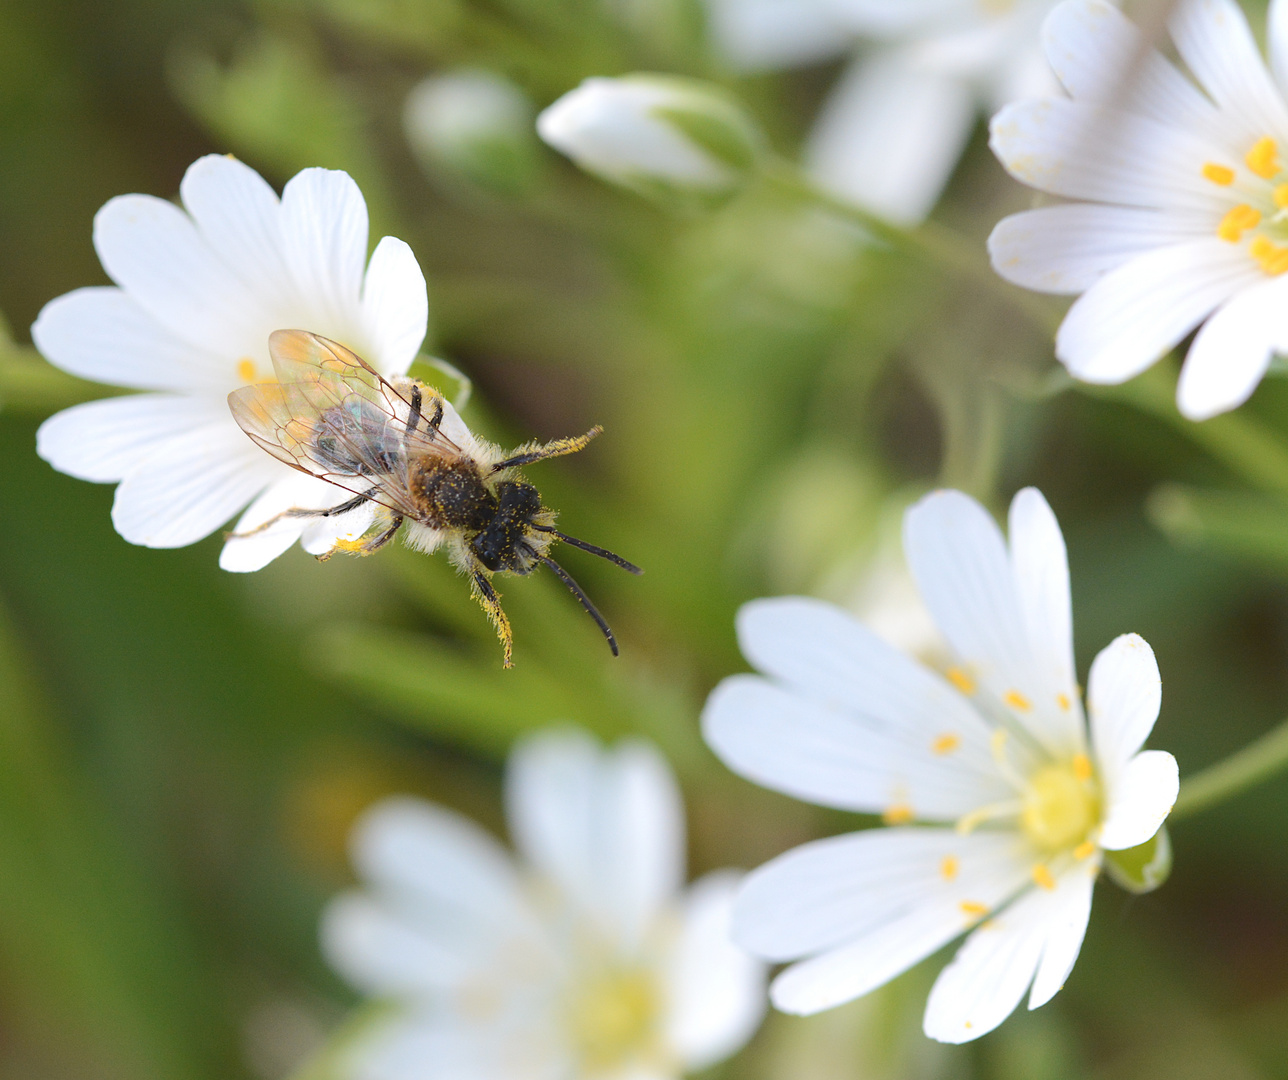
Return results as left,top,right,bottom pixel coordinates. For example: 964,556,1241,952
321,729,765,1080
33,154,428,570
703,488,1178,1043
704,0,1066,223
989,0,1288,420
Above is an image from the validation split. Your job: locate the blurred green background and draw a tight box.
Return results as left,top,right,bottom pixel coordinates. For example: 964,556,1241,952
3,0,1288,1077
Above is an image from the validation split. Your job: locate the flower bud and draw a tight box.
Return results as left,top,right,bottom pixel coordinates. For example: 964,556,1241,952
537,75,762,207
404,70,541,196
1104,825,1172,895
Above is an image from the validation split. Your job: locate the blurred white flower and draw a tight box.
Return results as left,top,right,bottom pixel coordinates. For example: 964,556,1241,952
537,75,762,205
990,0,1288,421
705,0,1067,224
322,729,766,1080
404,70,540,194
704,488,1178,1043
33,154,428,571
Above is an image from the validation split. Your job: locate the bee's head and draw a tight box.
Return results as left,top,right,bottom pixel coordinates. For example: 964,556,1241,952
470,480,552,572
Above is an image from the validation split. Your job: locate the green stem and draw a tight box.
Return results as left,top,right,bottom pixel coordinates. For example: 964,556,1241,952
1171,716,1288,820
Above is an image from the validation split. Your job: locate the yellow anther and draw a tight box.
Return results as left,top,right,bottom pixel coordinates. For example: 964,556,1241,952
237,357,259,383
882,803,914,825
959,900,989,919
1247,136,1280,179
1072,753,1094,782
1203,162,1236,186
1056,693,1071,711
1276,183,1288,208
947,667,976,695
1074,840,1096,861
1251,236,1288,276
932,733,962,756
1032,863,1057,891
1217,203,1261,242
1004,689,1032,712
940,855,959,881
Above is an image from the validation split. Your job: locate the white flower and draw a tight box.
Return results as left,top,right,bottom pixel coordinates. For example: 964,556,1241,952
704,0,1066,224
33,154,429,571
703,488,1178,1043
537,76,762,204
321,729,766,1080
988,0,1288,421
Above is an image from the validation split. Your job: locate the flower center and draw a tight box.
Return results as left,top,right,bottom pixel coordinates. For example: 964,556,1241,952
1020,758,1100,853
566,965,661,1074
1203,136,1288,275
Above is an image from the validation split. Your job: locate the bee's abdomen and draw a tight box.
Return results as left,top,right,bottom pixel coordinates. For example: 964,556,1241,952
413,460,498,531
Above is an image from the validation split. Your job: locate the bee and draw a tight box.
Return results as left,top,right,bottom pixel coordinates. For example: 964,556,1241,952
228,329,640,667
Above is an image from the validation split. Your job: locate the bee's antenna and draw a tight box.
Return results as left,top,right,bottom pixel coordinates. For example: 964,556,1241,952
535,528,642,575
538,555,620,656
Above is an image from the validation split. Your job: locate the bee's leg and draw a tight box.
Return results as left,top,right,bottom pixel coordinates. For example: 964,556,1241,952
361,513,404,554
404,386,445,448
470,569,514,669
489,426,602,473
226,491,375,540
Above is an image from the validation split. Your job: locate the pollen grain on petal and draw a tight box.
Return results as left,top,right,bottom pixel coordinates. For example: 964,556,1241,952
940,855,959,881
1032,863,1057,891
932,733,962,756
946,666,976,695
1004,689,1032,712
1056,692,1072,711
882,802,914,825
237,357,259,383
959,900,989,920
1202,162,1236,185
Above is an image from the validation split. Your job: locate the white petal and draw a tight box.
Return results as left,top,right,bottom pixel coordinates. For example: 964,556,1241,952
321,892,486,995
505,730,685,944
988,204,1209,295
828,0,965,37
704,674,1009,820
110,423,280,547
903,491,1076,758
351,796,526,925
989,98,1230,211
758,829,1032,1014
1028,863,1095,1009
178,154,296,313
1177,274,1288,420
1271,0,1288,94
804,52,977,226
36,394,221,483
704,0,851,71
92,192,270,359
279,167,370,330
664,871,765,1070
362,236,429,376
923,864,1094,1043
32,287,229,393
300,499,377,555
1098,750,1178,850
1087,632,1163,789
218,474,322,573
1169,0,1288,141
1055,240,1261,385
1008,488,1084,752
736,828,1028,962
1042,0,1226,142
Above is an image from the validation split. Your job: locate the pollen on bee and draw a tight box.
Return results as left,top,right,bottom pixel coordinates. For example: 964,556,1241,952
1031,863,1057,891
1072,753,1093,782
959,900,989,919
237,357,259,383
931,733,961,755
946,667,976,695
1202,162,1236,185
940,855,959,881
882,803,914,825
1004,689,1032,712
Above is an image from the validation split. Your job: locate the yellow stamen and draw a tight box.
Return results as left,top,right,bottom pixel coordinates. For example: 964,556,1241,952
1056,693,1071,711
932,733,962,756
1251,235,1288,276
1004,689,1032,712
1072,753,1093,782
1217,203,1261,242
236,357,259,383
940,855,959,881
1203,162,1236,186
947,667,976,695
882,803,914,825
1074,841,1096,861
959,900,989,919
1032,863,1057,891
1276,183,1288,209
1247,136,1280,180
